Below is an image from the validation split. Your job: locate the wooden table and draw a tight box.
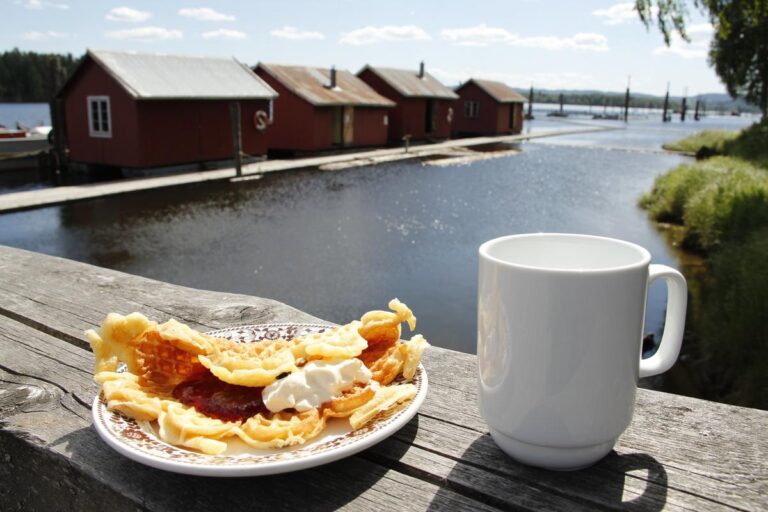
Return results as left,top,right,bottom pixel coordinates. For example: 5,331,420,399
0,245,765,511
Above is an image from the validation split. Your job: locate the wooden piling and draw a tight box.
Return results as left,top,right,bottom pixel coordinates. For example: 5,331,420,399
229,102,242,178
680,97,687,122
694,99,701,121
49,99,68,173
623,87,630,122
526,85,534,120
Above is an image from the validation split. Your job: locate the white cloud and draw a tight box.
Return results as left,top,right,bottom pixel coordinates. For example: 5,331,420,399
271,26,325,41
106,7,152,22
653,25,712,59
16,0,68,10
202,29,247,40
105,26,183,42
178,7,235,21
339,25,430,46
22,30,69,40
441,25,515,46
592,3,637,25
441,25,608,51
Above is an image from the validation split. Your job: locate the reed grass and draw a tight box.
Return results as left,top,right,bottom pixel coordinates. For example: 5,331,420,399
661,129,739,155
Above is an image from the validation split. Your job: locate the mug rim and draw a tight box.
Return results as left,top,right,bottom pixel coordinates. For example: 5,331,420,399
478,233,652,274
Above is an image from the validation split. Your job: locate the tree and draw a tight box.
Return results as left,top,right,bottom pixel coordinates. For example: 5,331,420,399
636,0,768,115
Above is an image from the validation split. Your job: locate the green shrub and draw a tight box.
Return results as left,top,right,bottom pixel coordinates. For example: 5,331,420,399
696,228,768,408
662,129,739,155
683,157,768,250
722,121,768,168
639,163,710,223
641,157,768,251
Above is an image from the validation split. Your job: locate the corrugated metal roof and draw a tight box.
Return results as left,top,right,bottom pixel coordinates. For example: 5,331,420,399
467,79,528,103
88,49,277,100
359,66,459,100
256,63,394,107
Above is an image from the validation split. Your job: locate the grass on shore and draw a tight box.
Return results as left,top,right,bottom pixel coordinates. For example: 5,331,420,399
639,156,768,250
642,121,768,408
642,122,768,252
662,129,739,155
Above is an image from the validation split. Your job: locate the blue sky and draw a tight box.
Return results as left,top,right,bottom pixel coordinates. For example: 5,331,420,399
3,0,722,96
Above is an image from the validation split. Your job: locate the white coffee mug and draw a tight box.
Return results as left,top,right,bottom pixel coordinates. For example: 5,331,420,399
477,233,687,470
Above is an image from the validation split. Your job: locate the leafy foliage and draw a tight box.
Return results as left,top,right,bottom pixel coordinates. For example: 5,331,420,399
636,0,768,115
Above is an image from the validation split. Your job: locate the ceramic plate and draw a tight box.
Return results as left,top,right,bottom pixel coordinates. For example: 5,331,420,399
91,323,428,477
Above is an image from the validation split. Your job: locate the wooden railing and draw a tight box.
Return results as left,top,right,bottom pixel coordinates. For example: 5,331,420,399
0,245,765,511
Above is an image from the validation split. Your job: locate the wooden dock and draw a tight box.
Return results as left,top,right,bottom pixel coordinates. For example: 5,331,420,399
0,126,615,213
0,245,766,511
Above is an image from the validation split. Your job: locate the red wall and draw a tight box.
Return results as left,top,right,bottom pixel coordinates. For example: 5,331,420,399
63,59,141,167
453,82,524,136
63,59,270,168
358,69,454,144
353,108,389,147
135,99,269,167
255,68,388,151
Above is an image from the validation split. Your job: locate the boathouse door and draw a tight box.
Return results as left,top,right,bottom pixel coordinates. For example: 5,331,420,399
509,104,516,130
343,106,354,146
332,107,343,146
425,100,438,134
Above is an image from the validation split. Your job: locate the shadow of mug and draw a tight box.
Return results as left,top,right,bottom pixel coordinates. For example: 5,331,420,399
426,433,668,511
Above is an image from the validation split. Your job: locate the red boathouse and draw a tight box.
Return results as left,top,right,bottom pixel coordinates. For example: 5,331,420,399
357,63,458,144
453,79,527,137
57,49,277,170
254,63,394,153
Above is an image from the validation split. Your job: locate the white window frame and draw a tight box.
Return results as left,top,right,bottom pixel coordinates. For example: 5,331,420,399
464,100,480,119
87,95,112,138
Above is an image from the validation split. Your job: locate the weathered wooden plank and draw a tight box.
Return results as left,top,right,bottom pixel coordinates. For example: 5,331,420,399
0,316,499,512
417,347,768,511
0,245,322,350
1,245,766,511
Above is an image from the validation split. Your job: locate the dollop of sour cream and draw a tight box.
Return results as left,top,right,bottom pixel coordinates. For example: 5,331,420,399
262,359,372,413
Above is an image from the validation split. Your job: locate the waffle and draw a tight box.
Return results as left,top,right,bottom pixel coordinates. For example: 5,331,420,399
158,402,240,455
235,409,326,450
87,299,428,455
198,336,302,388
349,384,417,430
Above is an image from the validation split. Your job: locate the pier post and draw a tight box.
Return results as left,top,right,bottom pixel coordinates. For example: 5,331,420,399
526,85,534,120
680,97,687,122
694,99,701,121
230,102,242,178
623,87,630,122
623,76,630,122
49,98,68,175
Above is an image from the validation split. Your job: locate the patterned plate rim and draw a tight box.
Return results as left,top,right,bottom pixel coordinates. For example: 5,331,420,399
91,322,428,477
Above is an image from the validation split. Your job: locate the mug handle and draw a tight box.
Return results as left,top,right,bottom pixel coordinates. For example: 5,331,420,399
639,264,688,378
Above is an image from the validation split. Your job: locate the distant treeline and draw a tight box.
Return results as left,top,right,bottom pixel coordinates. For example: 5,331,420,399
0,48,81,102
526,90,680,110
517,89,760,114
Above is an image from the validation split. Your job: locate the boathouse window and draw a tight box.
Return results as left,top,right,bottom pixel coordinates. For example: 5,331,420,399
464,100,480,119
87,96,112,138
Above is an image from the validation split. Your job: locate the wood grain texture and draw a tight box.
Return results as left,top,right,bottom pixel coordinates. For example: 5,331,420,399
0,244,766,511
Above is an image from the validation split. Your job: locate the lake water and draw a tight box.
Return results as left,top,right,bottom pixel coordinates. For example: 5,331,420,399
0,102,51,128
0,113,757,400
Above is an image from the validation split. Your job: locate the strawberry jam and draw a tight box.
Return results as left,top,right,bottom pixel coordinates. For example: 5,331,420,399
172,369,267,422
